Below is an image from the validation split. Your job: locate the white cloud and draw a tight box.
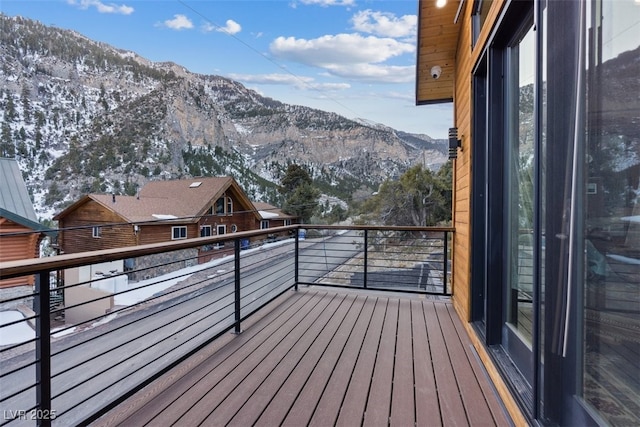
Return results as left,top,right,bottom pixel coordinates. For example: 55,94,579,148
297,0,355,6
203,19,241,35
219,19,242,35
271,33,414,66
228,73,351,91
351,10,417,38
67,0,134,15
269,33,415,82
161,14,194,30
323,63,415,83
230,73,312,85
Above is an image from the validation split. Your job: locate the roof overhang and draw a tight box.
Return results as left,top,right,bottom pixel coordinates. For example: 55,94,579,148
0,208,56,237
415,0,463,105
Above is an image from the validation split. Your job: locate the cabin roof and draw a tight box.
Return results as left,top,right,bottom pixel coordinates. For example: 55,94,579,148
252,202,296,220
0,158,51,233
55,177,262,224
0,158,38,223
415,0,461,105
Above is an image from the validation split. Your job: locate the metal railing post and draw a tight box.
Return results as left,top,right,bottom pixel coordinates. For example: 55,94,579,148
234,238,242,334
363,229,368,289
294,228,299,291
443,231,449,295
34,270,52,427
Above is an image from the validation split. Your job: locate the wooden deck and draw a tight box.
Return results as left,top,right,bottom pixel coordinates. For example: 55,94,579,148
91,288,512,427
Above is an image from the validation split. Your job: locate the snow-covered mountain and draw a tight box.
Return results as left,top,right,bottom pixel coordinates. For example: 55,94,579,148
0,14,448,221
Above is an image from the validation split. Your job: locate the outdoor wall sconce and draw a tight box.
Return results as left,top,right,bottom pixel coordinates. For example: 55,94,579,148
449,127,462,159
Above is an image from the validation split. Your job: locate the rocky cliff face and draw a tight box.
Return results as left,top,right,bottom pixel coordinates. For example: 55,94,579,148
0,14,447,220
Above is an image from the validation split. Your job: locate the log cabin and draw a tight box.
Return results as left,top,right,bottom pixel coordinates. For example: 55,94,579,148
253,202,296,229
416,0,639,425
0,158,52,304
54,176,291,279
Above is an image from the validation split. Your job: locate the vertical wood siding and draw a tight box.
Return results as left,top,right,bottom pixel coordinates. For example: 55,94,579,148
447,1,527,424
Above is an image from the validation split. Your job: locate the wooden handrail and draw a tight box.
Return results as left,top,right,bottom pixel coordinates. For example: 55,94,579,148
0,225,454,280
0,226,299,280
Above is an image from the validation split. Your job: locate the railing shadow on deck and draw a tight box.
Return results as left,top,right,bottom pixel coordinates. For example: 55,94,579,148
0,225,453,426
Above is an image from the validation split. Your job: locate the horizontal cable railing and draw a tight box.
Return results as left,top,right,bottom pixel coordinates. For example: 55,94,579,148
298,225,452,295
0,225,453,426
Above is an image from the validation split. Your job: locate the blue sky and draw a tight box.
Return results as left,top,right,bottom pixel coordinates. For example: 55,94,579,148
1,0,453,137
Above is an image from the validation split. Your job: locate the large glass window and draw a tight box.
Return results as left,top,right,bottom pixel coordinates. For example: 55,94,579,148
581,1,640,424
505,24,536,350
472,0,493,47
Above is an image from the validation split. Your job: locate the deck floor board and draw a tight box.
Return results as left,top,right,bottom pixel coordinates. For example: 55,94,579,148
92,288,512,427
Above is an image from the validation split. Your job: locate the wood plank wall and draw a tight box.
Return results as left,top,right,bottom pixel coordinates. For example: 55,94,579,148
451,0,506,322
59,200,137,253
449,1,528,424
0,218,41,288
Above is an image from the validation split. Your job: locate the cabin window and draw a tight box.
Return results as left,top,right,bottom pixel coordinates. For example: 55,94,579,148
284,219,292,226
472,0,493,47
92,226,101,238
214,225,226,249
215,197,225,215
260,220,270,229
231,224,237,233
172,226,187,240
226,197,233,214
200,225,212,237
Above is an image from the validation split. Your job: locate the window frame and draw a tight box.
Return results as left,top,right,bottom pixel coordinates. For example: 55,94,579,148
172,226,187,240
200,225,212,237
215,197,225,215
226,197,233,215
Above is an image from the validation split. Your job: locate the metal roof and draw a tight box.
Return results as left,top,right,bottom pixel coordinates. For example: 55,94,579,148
0,157,39,224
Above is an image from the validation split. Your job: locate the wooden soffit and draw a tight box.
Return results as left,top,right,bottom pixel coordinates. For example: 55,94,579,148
416,0,462,104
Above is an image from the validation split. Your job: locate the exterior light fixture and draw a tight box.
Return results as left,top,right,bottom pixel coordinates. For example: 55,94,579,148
436,0,447,8
449,127,462,159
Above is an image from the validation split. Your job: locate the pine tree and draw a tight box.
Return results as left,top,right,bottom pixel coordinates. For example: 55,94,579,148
280,164,319,223
0,121,15,157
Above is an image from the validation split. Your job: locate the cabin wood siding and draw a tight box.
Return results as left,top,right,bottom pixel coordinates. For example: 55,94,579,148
137,224,196,245
56,182,268,255
57,200,137,254
442,1,527,424
205,212,257,234
450,0,473,322
0,217,41,288
447,0,508,322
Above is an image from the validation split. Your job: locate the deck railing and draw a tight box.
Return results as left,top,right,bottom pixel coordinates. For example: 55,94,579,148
0,225,453,426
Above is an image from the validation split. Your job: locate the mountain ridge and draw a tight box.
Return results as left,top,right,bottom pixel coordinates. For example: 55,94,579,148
0,14,448,221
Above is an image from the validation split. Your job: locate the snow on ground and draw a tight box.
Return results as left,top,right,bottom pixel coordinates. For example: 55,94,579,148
115,238,294,306
0,239,295,348
0,310,35,346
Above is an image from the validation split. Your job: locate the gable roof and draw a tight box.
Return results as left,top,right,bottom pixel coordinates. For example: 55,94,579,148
0,158,50,232
55,177,261,223
0,158,38,223
253,202,296,220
